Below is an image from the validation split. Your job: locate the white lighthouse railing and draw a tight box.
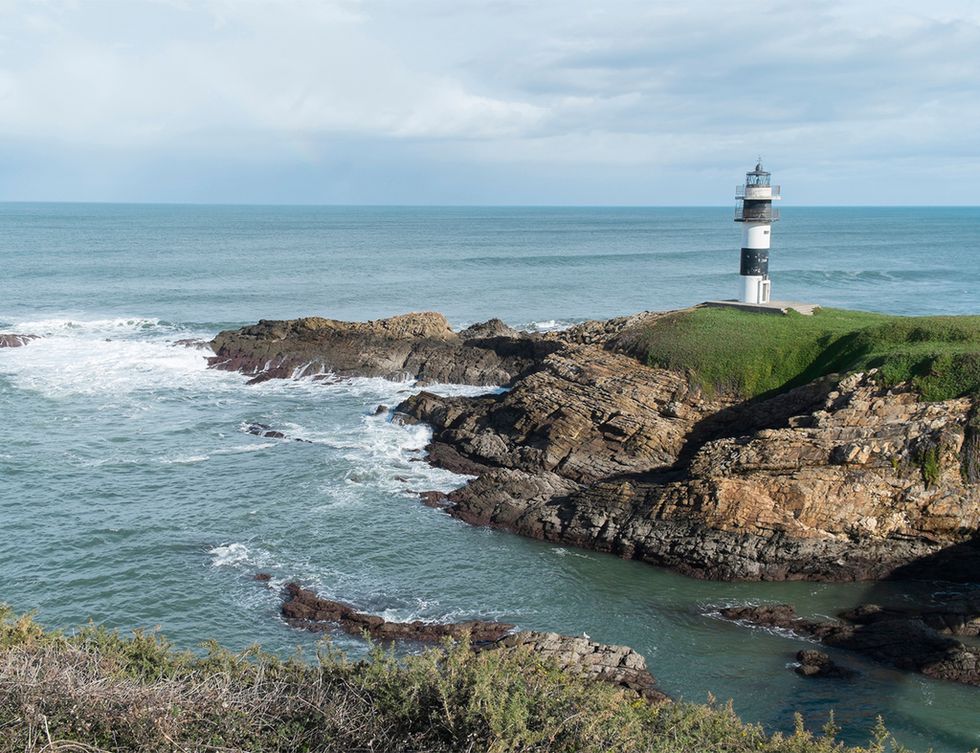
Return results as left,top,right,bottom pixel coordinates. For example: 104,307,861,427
735,184,781,199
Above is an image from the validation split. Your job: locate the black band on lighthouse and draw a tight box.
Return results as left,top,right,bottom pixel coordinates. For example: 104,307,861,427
740,248,769,276
740,199,773,221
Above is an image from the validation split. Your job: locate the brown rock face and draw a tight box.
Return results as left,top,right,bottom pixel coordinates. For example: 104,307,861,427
720,603,980,687
281,582,514,643
208,313,557,386
398,344,725,484
400,363,980,581
0,334,38,348
215,309,979,584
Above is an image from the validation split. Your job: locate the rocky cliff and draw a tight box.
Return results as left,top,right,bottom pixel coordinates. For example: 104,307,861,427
210,309,980,583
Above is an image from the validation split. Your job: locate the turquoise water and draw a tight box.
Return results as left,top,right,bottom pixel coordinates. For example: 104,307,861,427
1,204,978,750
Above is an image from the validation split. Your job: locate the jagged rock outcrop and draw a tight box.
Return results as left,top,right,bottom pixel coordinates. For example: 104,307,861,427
400,366,980,581
281,582,514,643
0,334,38,348
398,344,728,484
278,583,668,701
208,313,557,386
279,583,665,702
215,309,979,584
720,602,980,686
491,631,668,703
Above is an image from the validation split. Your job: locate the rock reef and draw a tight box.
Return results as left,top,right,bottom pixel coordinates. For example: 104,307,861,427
281,582,514,643
720,602,980,686
279,582,665,702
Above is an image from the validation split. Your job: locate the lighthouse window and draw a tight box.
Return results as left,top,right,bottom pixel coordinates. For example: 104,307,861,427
764,229,769,234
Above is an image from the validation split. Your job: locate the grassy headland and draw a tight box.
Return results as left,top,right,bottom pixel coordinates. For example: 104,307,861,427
0,607,924,753
623,307,980,401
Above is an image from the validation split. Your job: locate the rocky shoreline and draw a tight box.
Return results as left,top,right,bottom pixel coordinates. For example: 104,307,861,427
0,333,38,348
209,309,979,690
209,309,980,583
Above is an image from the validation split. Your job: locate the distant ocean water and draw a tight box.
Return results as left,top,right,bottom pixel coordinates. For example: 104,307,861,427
1,204,978,751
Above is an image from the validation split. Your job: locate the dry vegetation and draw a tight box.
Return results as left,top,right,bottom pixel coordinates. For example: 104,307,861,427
0,606,941,753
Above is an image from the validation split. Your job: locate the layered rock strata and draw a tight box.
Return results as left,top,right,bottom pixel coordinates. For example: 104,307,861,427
211,310,980,583
402,364,980,581
209,313,556,386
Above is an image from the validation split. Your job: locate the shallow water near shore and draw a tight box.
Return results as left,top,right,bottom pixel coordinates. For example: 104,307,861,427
1,204,978,751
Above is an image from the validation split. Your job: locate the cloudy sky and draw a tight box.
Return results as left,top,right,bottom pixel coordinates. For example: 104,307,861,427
1,0,978,204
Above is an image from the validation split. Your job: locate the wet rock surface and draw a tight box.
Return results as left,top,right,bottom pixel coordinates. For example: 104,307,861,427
281,582,514,643
209,312,558,386
245,423,311,443
795,650,856,679
0,334,38,348
720,602,980,686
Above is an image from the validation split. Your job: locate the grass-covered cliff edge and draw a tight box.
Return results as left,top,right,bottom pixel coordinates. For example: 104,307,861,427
614,306,980,402
0,607,925,753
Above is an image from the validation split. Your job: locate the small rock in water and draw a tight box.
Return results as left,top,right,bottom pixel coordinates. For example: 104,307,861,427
417,491,450,508
0,334,38,348
254,573,273,582
373,404,389,415
794,649,856,679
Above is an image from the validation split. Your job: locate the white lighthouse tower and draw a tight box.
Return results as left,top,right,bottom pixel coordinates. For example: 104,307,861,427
734,161,780,304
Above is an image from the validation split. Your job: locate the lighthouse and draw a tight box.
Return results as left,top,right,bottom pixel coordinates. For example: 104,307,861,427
734,161,780,304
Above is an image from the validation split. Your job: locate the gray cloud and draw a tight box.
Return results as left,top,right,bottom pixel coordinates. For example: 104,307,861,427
0,0,977,203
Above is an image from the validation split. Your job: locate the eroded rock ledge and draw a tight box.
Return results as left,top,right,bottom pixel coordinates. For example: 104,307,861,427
281,582,514,643
279,582,665,702
211,310,980,583
209,313,557,386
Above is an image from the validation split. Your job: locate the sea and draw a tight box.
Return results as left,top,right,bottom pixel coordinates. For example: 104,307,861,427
1,204,978,751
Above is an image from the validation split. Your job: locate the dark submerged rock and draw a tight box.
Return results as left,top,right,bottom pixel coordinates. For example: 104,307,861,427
794,650,857,679
720,602,980,687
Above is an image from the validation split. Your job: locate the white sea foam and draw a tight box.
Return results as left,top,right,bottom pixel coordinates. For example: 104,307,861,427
522,319,578,333
209,542,253,567
160,454,210,465
0,315,233,400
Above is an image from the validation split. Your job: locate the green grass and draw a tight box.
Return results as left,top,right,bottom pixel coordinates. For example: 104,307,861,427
625,307,980,401
0,605,935,753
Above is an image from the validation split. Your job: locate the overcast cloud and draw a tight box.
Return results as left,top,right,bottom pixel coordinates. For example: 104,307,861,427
0,0,978,204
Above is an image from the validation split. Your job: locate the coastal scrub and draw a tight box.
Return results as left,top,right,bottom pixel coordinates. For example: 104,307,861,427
0,606,927,753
